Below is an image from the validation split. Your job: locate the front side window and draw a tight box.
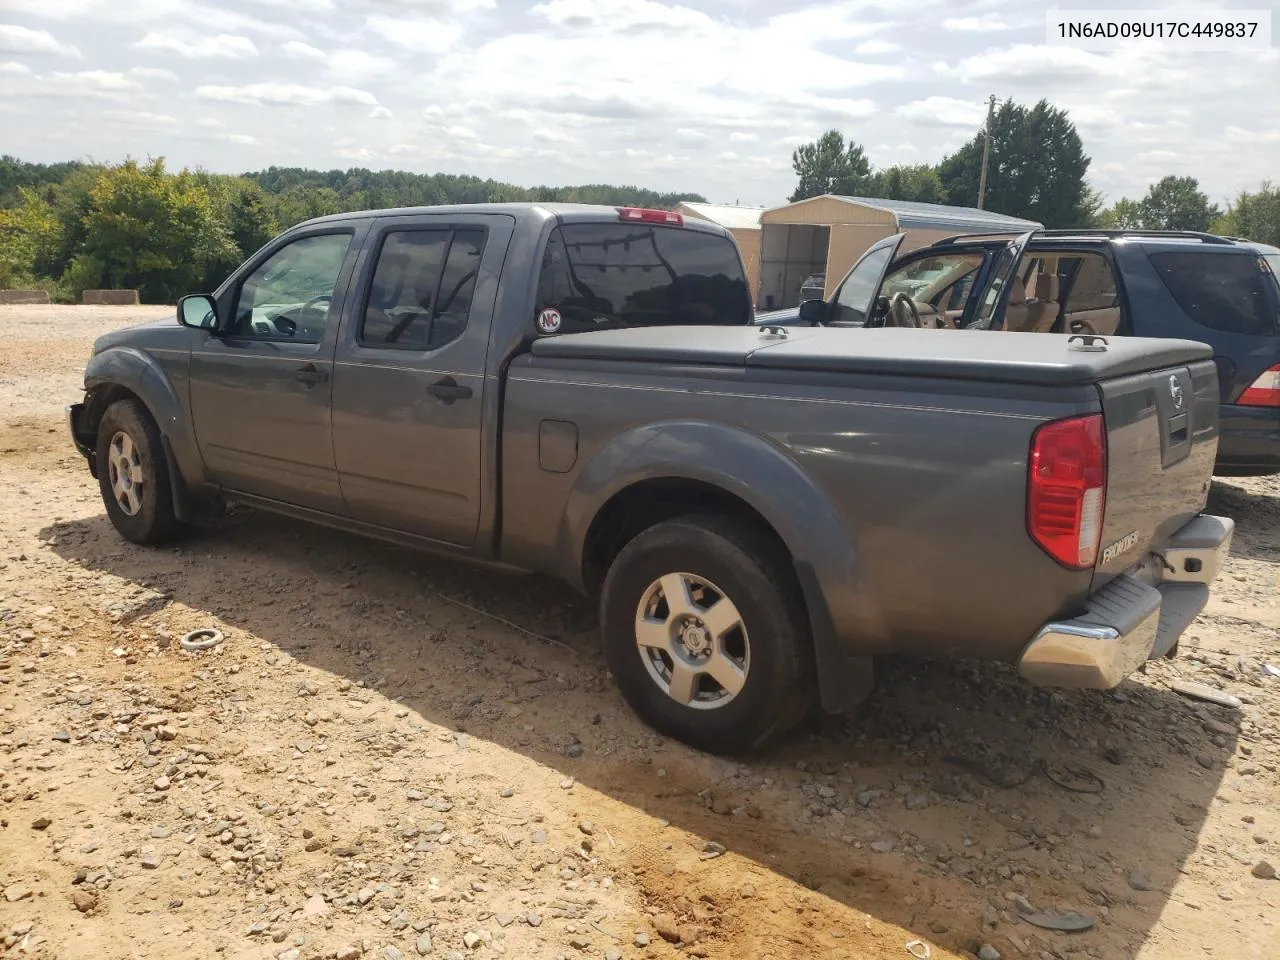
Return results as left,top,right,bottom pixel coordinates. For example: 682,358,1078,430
1150,251,1277,336
360,228,486,350
231,233,352,342
535,223,750,333
881,253,984,307
830,243,897,326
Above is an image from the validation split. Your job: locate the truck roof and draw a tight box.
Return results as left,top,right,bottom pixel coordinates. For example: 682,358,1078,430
295,202,731,237
532,325,1213,386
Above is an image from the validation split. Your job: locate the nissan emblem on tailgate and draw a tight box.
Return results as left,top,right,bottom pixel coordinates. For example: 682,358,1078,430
1169,375,1184,410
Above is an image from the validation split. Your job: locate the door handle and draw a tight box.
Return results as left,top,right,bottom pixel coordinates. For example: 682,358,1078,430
295,364,329,387
425,377,472,403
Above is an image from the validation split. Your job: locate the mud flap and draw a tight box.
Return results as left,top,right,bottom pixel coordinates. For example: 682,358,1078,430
793,560,875,714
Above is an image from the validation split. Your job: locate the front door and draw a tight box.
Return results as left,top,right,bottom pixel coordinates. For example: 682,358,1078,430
330,213,513,545
189,226,363,513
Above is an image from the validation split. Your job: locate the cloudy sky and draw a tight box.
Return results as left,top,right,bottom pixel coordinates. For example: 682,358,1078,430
0,0,1276,208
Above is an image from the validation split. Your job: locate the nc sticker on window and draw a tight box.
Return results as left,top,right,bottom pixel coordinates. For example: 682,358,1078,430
536,308,562,334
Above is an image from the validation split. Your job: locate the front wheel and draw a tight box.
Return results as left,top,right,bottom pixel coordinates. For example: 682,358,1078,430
600,514,815,754
95,398,184,545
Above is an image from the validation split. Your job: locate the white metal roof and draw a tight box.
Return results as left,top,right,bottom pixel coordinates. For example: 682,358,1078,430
678,202,766,231
764,194,1042,232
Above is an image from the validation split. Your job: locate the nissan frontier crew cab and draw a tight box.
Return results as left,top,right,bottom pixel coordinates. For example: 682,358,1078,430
68,203,1235,755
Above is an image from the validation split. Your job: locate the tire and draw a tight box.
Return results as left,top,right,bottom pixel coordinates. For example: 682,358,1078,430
95,398,183,545
600,514,815,755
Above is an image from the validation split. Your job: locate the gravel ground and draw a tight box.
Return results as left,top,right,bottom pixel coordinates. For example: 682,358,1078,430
1,305,1278,960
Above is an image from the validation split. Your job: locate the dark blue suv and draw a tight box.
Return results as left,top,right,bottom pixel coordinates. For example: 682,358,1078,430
757,229,1280,476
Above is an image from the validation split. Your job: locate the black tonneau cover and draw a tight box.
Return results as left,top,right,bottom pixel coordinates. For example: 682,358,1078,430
530,326,1212,386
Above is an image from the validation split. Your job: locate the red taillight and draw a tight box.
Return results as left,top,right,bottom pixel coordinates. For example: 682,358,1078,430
1238,365,1280,407
1028,413,1107,570
618,207,682,226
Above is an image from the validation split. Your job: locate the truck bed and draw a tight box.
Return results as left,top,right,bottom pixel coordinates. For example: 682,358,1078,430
530,326,1212,385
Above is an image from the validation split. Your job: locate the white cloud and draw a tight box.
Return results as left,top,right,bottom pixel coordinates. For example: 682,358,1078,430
101,109,177,125
223,133,259,144
366,15,461,53
370,104,393,118
196,117,223,128
729,132,758,143
0,60,33,75
855,39,899,55
135,32,259,59
943,15,1010,32
49,70,135,91
1225,126,1280,145
445,125,477,139
196,82,379,106
0,24,81,58
941,43,1126,83
327,48,396,79
127,66,179,82
896,96,986,127
281,40,326,60
337,145,377,161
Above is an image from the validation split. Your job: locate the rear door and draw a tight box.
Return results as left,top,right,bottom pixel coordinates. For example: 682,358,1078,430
965,230,1037,330
330,212,514,545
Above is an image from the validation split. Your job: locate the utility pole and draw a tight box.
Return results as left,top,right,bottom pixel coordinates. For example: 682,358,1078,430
977,94,996,209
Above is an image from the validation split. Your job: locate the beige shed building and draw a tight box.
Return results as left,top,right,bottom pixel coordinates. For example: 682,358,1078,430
757,195,1041,310
674,202,765,304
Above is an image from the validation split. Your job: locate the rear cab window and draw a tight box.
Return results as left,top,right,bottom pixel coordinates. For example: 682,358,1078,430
535,221,752,334
1149,250,1278,336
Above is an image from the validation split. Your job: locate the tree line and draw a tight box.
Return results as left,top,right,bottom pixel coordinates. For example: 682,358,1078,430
0,156,704,303
790,97,1278,243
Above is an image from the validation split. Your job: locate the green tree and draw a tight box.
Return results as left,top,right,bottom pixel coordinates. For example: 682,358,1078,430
868,164,946,203
1136,175,1220,231
1097,197,1147,229
0,187,59,287
78,158,237,302
937,99,1092,227
789,130,873,202
1213,182,1280,246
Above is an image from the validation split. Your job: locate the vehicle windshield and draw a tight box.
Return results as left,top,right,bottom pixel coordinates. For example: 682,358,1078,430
535,223,752,333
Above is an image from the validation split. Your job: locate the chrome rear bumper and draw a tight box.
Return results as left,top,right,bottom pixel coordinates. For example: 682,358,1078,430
1019,514,1234,689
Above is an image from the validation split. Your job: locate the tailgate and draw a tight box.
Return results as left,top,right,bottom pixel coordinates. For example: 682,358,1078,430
1093,358,1219,581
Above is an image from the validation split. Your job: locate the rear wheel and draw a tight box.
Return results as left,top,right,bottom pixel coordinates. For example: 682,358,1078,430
95,399,183,545
600,514,815,754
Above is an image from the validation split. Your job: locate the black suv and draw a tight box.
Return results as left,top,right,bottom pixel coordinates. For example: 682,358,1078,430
758,230,1280,476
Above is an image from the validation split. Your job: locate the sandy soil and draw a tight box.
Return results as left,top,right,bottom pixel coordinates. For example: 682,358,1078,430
1,305,1277,960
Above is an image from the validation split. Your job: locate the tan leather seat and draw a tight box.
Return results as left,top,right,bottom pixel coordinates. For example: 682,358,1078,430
1000,277,1030,331
1024,274,1060,332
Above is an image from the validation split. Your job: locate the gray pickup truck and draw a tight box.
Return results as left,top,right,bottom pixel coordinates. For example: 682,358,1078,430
68,203,1234,754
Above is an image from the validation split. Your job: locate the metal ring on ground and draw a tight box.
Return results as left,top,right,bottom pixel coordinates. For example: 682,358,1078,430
179,628,224,651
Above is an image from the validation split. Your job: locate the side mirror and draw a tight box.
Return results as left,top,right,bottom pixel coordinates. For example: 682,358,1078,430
797,299,827,325
178,294,218,331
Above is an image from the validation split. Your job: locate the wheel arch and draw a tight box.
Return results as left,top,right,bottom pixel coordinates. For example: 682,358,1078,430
563,420,872,715
83,347,206,491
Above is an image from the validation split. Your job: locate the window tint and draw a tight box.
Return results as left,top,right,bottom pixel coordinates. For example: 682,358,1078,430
830,243,896,325
232,233,352,342
361,228,486,350
1150,251,1277,336
535,223,750,333
1060,254,1119,313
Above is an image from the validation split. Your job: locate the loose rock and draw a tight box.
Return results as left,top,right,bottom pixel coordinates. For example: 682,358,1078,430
1252,861,1277,880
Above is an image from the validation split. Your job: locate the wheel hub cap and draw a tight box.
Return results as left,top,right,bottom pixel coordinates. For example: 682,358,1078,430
634,572,751,711
107,430,144,517
680,620,710,656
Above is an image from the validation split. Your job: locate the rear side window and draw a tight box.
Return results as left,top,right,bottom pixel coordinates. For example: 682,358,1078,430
535,223,751,334
361,228,486,350
1149,251,1277,336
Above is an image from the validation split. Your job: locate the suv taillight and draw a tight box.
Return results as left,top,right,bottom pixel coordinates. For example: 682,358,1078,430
1238,365,1280,407
1028,414,1107,569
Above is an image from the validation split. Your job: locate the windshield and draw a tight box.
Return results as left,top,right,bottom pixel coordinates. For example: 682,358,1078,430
535,223,752,333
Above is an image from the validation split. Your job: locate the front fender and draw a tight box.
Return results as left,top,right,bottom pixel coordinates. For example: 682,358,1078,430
561,419,860,620
84,346,205,489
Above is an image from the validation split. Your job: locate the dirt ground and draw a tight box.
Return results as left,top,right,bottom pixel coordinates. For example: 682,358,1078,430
1,305,1277,960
